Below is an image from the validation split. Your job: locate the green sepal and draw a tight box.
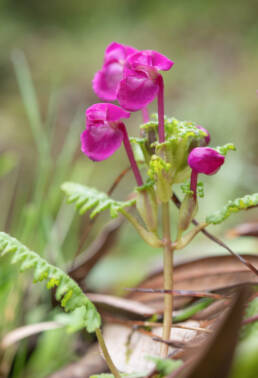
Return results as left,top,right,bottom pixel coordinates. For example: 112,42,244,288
130,136,150,164
136,181,158,233
181,181,204,198
148,154,172,203
206,193,258,225
153,118,207,185
61,182,136,218
0,232,101,333
177,193,198,236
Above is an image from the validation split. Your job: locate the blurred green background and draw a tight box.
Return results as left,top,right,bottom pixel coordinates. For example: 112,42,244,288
0,0,257,377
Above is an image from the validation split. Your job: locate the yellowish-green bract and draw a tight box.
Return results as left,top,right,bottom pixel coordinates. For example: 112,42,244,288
0,232,101,333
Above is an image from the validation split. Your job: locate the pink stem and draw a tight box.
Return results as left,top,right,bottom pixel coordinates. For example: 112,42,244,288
157,74,165,143
190,169,198,200
119,123,143,186
142,106,150,123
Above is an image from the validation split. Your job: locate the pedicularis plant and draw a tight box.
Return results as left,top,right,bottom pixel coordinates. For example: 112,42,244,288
1,42,258,377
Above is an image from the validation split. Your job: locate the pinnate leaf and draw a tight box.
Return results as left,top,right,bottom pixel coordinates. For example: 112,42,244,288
61,182,135,218
206,193,258,225
0,232,101,333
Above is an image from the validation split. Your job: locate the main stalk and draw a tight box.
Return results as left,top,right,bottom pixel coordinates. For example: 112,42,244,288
160,201,174,358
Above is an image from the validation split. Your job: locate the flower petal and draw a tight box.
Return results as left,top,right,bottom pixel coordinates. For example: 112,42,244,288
105,42,137,63
81,122,123,161
117,71,159,111
86,103,130,124
148,50,174,71
93,61,124,101
127,50,174,71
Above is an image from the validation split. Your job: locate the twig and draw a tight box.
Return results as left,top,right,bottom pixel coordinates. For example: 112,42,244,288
103,315,212,333
107,166,131,195
126,288,225,300
242,314,258,325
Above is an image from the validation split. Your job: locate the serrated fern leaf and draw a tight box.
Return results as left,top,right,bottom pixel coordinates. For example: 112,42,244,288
0,232,101,333
206,193,258,225
61,182,135,218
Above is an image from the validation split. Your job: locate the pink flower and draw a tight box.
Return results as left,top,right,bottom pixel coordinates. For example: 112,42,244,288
81,103,130,161
117,50,174,111
188,147,225,175
92,42,137,101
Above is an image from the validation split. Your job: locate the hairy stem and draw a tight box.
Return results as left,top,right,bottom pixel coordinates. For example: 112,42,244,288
157,74,165,143
161,201,174,358
119,123,143,186
96,328,121,378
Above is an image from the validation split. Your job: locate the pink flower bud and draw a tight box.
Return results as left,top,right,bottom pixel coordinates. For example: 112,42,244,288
188,147,225,175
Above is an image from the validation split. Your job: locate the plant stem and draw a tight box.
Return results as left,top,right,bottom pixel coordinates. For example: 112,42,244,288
161,201,174,358
157,74,165,143
190,169,198,200
95,328,121,378
119,123,143,186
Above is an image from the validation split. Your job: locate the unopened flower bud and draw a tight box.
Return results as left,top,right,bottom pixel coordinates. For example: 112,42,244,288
188,147,225,175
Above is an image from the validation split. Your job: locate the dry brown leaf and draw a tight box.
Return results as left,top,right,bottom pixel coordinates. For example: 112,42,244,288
1,322,64,349
227,222,258,238
127,255,258,311
169,288,249,378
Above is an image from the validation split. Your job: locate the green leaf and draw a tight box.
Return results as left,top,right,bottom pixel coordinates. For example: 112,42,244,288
0,232,101,333
215,143,236,156
146,356,182,376
61,182,135,218
206,193,258,225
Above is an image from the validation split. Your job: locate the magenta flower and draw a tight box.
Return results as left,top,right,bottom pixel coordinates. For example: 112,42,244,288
117,50,174,112
81,103,130,162
92,42,137,101
81,103,143,186
188,147,225,199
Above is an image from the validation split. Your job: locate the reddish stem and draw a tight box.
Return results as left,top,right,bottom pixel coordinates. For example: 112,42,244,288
157,74,165,143
118,123,143,186
142,106,150,123
190,169,198,200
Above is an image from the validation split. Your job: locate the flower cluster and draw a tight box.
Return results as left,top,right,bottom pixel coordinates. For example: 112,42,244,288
81,41,225,200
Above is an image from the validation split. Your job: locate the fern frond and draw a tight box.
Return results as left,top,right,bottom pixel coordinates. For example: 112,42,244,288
61,182,136,218
206,193,258,225
0,232,101,333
